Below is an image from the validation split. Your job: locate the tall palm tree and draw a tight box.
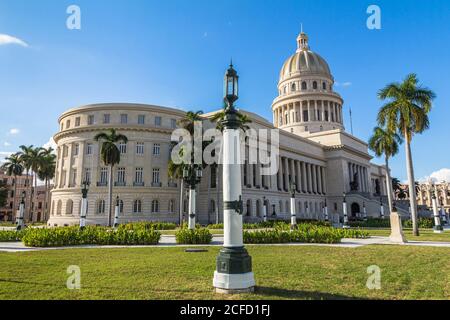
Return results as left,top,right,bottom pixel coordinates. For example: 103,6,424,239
178,111,204,135
37,148,56,221
18,145,43,222
94,129,128,227
368,126,402,213
378,73,436,236
392,177,402,198
210,108,252,132
1,153,24,220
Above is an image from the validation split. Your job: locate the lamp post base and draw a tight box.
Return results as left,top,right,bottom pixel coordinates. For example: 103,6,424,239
213,247,255,293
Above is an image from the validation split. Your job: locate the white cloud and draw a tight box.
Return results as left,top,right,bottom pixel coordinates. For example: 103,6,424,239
43,137,57,151
419,168,450,183
0,151,13,163
3,142,11,147
0,34,28,47
335,82,352,87
8,128,20,135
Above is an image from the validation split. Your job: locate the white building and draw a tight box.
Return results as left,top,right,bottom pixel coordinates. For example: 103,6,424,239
48,32,396,227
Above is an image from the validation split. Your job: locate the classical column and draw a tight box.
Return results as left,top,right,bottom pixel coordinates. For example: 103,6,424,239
283,157,289,191
302,162,307,193
307,163,312,193
295,161,301,193
317,166,323,195
277,157,282,190
321,167,327,194
307,100,311,122
311,165,317,194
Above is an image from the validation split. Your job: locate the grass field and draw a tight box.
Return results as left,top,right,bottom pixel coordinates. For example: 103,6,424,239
364,228,450,242
0,245,449,300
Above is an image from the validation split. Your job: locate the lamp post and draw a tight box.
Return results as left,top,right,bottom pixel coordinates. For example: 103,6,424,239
429,181,443,233
183,165,202,230
213,62,255,294
262,196,268,222
343,192,350,229
363,202,368,222
80,181,89,230
16,191,26,231
380,197,385,219
289,180,297,230
324,200,329,223
113,196,120,229
440,200,448,226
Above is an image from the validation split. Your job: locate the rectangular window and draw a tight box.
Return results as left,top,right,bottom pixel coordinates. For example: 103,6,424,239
72,169,77,186
155,116,162,126
152,169,160,184
88,115,95,125
117,167,126,183
138,115,145,125
136,142,145,155
84,168,91,184
86,143,93,155
100,168,108,184
119,143,127,154
153,143,161,156
171,119,177,129
135,168,143,184
74,144,79,156
75,117,81,127
120,114,128,124
211,166,217,188
103,114,110,124
66,120,71,129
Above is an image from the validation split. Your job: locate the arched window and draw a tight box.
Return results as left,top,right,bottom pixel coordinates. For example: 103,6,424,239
323,82,327,90
97,200,106,214
133,200,142,213
169,200,175,213
313,81,318,90
301,81,307,90
151,200,159,213
66,200,73,215
291,83,296,92
57,200,62,215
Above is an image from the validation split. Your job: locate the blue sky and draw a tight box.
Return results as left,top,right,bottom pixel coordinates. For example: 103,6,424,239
1,0,449,182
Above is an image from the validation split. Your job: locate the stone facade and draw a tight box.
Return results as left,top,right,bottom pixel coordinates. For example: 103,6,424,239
48,32,393,227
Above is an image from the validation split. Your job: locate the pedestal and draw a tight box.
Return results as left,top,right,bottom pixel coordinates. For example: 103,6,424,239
389,211,407,244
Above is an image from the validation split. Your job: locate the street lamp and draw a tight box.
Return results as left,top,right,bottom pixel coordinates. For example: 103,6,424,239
80,181,90,230
113,196,120,229
429,181,443,233
379,196,385,219
16,191,26,231
289,179,298,230
342,192,350,229
183,164,203,230
213,62,255,294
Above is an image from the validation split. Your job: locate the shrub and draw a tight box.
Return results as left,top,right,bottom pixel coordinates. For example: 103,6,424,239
0,230,27,242
22,226,161,247
119,222,177,231
243,225,369,244
350,218,390,228
403,218,434,229
175,228,213,244
207,223,224,230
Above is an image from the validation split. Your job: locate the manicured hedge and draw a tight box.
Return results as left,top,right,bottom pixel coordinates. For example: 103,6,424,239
22,226,161,247
119,222,177,231
0,230,27,242
403,218,434,229
207,220,331,230
175,228,213,244
350,218,391,228
243,225,369,244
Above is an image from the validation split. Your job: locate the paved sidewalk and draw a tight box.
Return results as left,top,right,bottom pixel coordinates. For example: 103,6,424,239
1,235,449,253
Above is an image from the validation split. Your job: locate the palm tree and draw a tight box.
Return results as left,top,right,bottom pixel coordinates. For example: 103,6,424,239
210,108,252,132
18,145,43,222
94,129,128,227
1,153,24,220
368,126,402,213
37,148,56,221
392,177,402,198
378,73,436,236
178,111,204,135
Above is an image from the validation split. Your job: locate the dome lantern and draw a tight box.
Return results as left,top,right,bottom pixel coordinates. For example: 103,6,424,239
297,32,309,52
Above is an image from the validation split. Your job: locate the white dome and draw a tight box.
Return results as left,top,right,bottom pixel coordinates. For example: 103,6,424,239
279,32,332,83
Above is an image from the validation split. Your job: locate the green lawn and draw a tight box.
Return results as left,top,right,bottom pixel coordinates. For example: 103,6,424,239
364,228,450,242
0,245,448,300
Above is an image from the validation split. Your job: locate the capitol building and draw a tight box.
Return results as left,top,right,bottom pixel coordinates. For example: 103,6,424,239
48,32,397,227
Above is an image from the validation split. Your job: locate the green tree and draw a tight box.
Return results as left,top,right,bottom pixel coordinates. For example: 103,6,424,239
378,73,436,236
94,129,128,226
210,108,252,132
1,153,24,216
368,126,402,213
37,148,56,221
0,180,8,210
